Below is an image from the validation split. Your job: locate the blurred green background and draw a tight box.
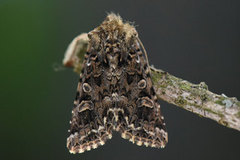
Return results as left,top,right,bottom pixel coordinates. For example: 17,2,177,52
1,0,240,160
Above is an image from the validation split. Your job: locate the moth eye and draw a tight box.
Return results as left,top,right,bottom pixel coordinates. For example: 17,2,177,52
83,83,92,93
138,79,146,89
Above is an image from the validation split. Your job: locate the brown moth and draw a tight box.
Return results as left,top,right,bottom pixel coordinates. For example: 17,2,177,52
65,13,168,154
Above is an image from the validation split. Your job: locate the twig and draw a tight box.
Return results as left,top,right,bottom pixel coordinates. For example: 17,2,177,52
151,67,240,131
63,33,240,132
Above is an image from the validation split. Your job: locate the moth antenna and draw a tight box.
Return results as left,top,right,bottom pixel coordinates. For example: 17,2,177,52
136,37,151,73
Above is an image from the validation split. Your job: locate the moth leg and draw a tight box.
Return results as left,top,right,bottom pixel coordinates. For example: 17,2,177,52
120,97,168,148
67,101,112,154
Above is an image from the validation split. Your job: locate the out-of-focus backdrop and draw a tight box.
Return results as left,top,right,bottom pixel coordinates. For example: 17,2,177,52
1,0,240,160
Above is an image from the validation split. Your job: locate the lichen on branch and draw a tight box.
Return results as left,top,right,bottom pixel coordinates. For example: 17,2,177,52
151,67,240,131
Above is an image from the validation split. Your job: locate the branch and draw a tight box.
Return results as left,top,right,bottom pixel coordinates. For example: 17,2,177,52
63,33,240,131
151,67,240,131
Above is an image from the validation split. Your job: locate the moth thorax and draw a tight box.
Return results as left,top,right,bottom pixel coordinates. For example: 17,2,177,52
106,49,120,70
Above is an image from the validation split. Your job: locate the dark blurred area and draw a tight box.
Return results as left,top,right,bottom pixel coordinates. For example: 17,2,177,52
0,0,239,160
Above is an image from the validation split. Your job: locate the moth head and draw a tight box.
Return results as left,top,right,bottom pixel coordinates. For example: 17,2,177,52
88,13,138,46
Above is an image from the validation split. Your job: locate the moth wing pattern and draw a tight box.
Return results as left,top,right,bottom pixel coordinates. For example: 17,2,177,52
66,45,113,153
119,40,168,148
66,13,168,154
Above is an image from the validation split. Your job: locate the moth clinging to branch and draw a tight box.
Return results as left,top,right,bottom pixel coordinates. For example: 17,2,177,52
64,13,168,154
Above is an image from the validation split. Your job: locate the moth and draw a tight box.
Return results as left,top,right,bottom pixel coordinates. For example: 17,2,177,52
65,13,168,154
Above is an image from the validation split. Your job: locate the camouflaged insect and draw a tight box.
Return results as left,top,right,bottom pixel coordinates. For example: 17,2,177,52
66,13,168,154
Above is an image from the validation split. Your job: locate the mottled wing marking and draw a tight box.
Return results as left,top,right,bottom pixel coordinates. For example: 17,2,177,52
66,13,168,154
67,50,112,154
119,42,168,148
